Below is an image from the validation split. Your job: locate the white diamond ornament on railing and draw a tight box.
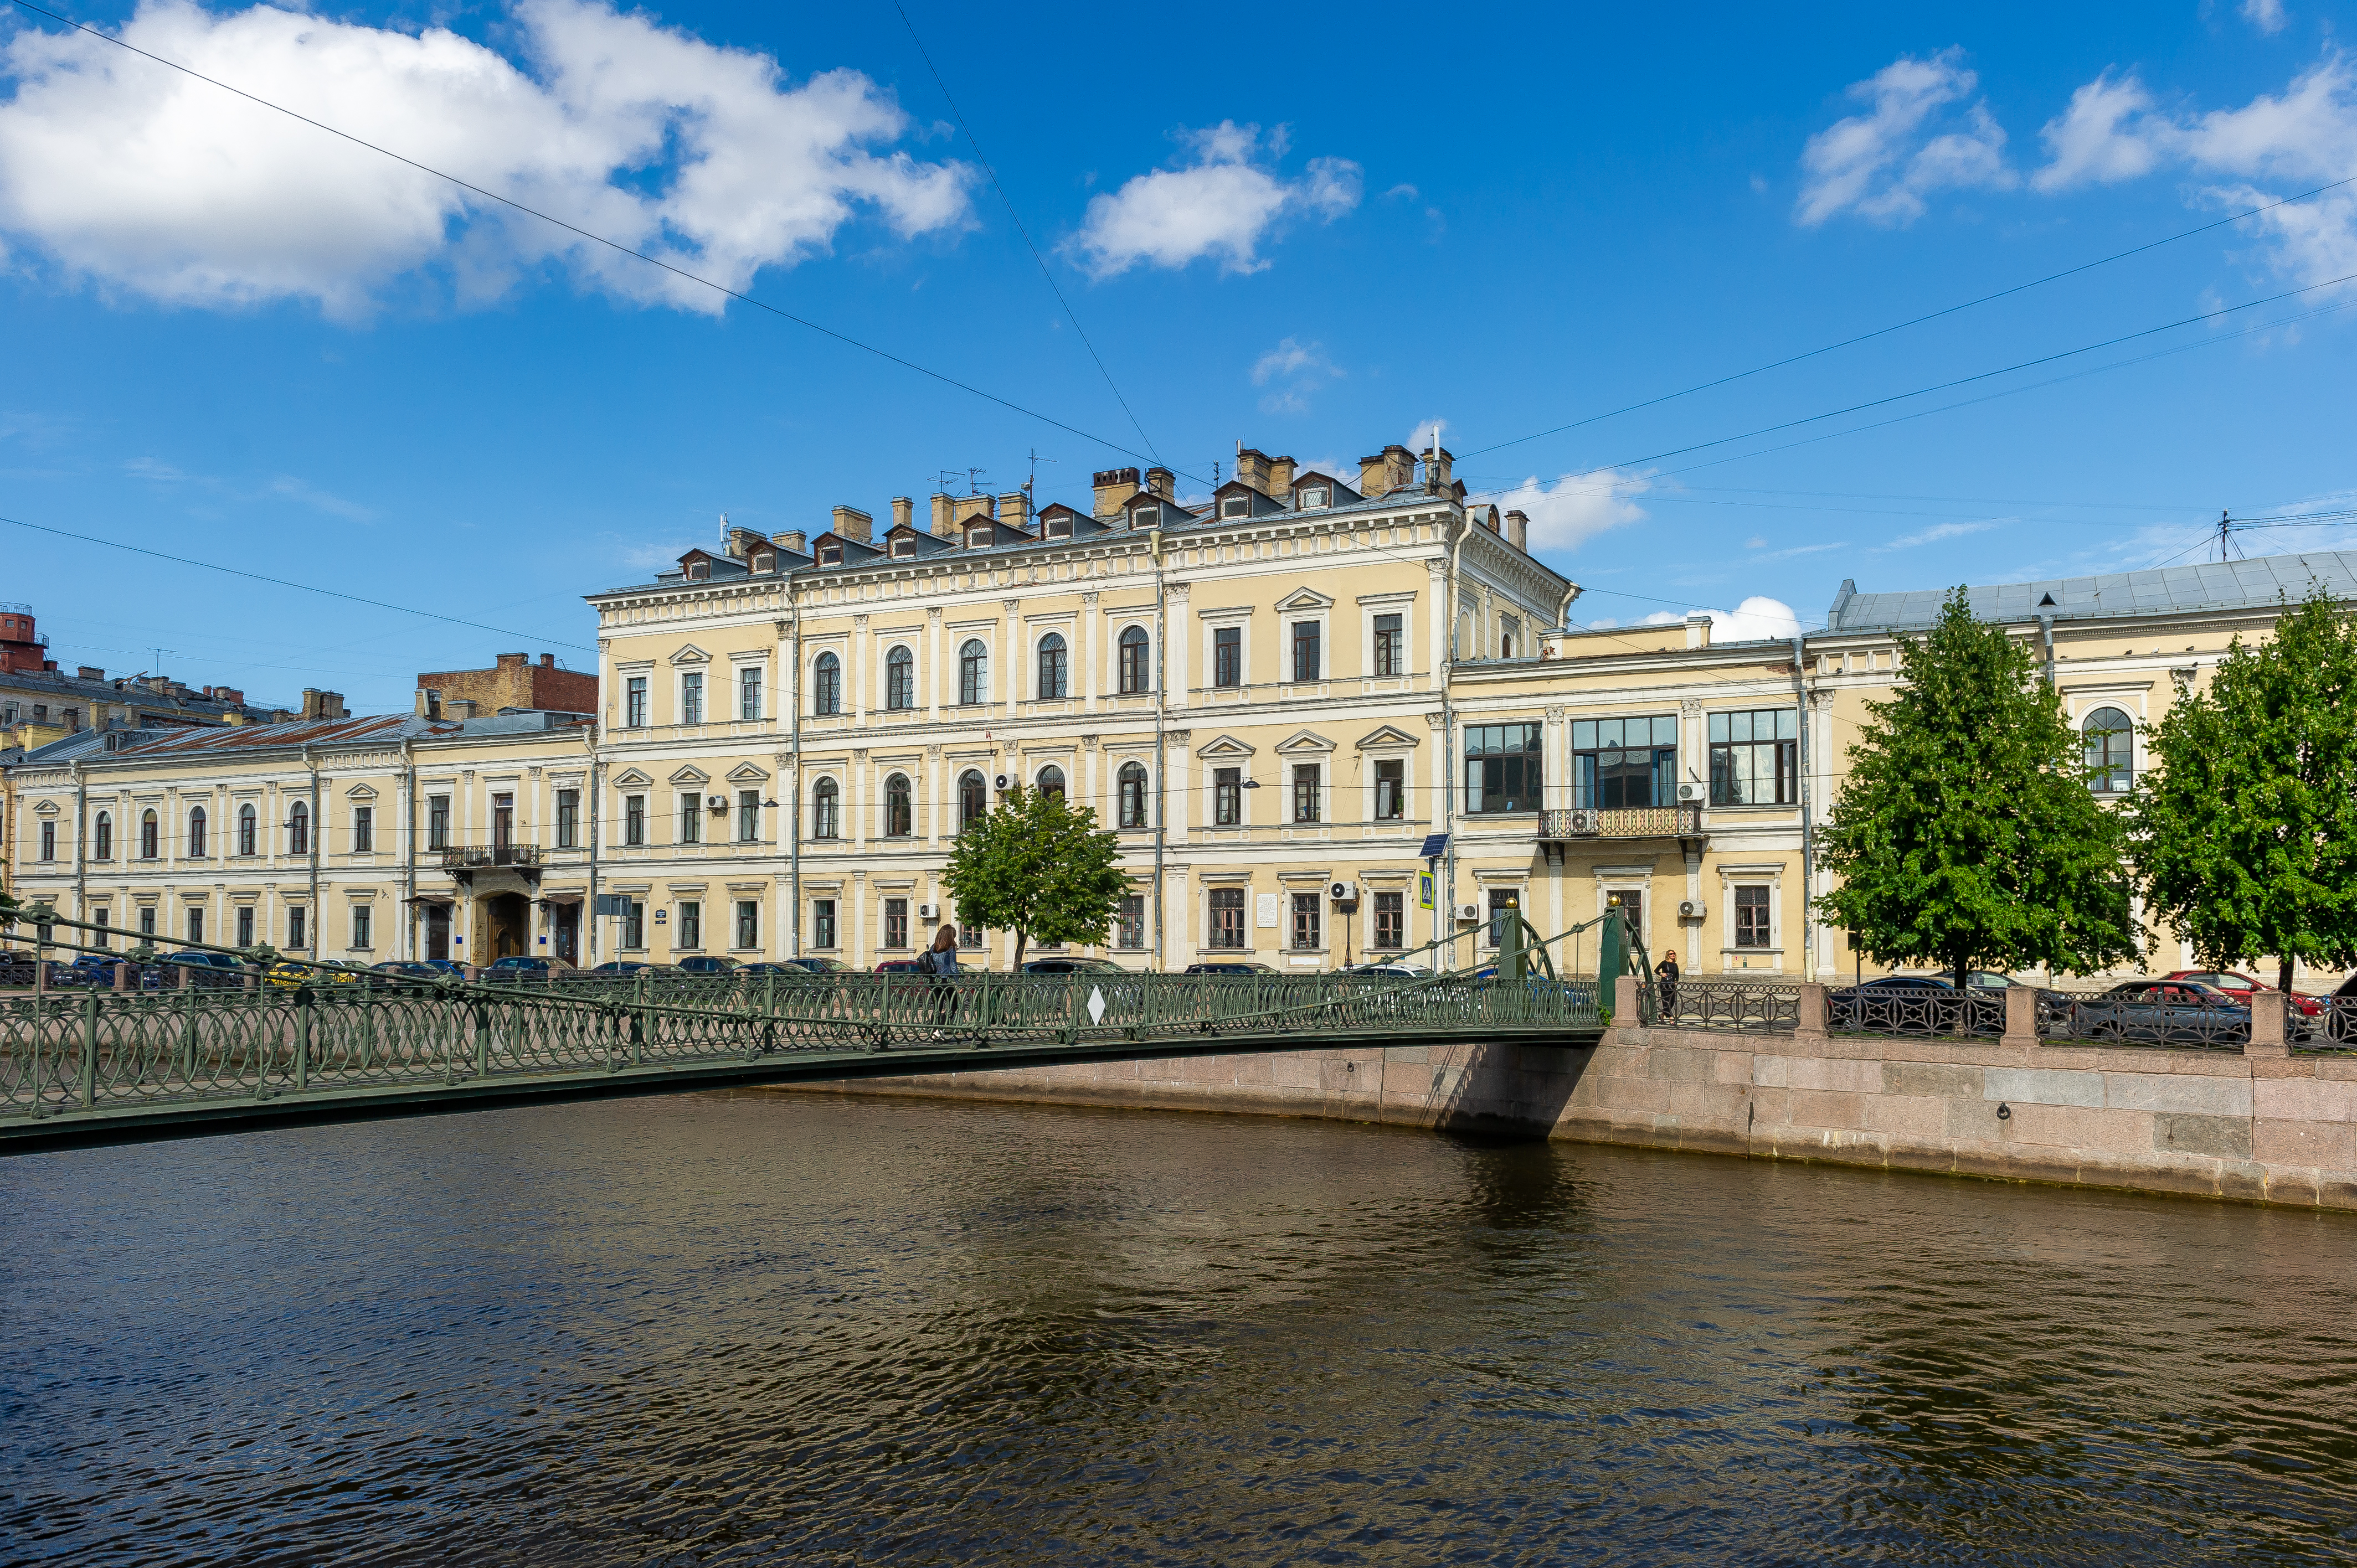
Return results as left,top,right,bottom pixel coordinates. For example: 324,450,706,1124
1087,987,1107,1025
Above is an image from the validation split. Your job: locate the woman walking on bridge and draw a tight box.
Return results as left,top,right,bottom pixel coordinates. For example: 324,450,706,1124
920,923,961,1036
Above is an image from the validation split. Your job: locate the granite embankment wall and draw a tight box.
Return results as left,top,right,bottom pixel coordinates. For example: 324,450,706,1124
793,984,2357,1211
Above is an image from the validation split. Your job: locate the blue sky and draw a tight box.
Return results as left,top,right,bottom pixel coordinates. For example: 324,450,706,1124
2,0,2353,709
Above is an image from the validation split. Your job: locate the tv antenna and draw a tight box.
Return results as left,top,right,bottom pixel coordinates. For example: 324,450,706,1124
1023,449,1057,501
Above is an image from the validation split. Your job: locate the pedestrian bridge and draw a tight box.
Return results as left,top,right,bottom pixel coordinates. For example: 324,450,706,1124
0,968,1610,1151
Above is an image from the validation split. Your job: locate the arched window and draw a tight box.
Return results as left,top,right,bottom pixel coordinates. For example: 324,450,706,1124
140,809,158,859
93,810,111,860
812,652,841,716
811,778,841,839
289,800,310,855
1118,761,1149,828
188,806,207,858
1037,633,1068,700
1118,626,1150,695
959,770,987,831
883,773,913,837
959,639,989,705
238,803,257,856
1037,765,1066,800
885,646,914,710
2085,707,2133,794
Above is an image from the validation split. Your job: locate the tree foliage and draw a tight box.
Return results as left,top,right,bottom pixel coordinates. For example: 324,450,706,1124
1814,589,2139,986
2132,590,2357,995
939,787,1129,968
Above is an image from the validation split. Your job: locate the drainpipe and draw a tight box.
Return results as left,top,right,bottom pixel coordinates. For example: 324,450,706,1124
1790,636,1813,981
71,756,85,926
2039,612,2056,687
303,743,321,956
400,735,415,960
1442,513,1470,957
788,580,803,958
584,725,601,966
1151,525,1166,972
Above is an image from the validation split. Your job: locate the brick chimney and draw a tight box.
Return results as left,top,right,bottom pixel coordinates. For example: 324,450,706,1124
76,665,103,680
953,493,996,529
930,493,958,538
770,530,806,554
997,491,1030,532
892,496,914,534
1505,510,1530,551
1359,445,1416,499
1267,455,1295,497
300,688,347,720
1143,466,1175,499
1234,448,1272,492
830,506,873,544
1422,445,1454,491
1092,467,1141,519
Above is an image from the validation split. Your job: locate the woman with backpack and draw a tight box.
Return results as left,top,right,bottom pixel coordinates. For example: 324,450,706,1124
920,922,960,1035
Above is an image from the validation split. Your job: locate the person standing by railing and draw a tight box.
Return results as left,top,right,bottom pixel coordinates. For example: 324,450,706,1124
1655,949,1681,1019
920,923,960,1036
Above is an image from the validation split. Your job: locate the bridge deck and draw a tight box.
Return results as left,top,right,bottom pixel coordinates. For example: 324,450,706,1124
0,973,1607,1152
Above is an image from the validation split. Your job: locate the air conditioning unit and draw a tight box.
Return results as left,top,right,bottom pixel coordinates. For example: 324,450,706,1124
1567,808,1602,836
992,773,1012,791
1676,781,1705,804
1457,903,1481,922
1327,880,1358,904
706,794,728,812
918,903,939,921
1679,900,1701,919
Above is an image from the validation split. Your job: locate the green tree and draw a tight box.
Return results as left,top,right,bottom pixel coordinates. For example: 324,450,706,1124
1815,588,2140,988
940,786,1129,968
2132,590,2357,996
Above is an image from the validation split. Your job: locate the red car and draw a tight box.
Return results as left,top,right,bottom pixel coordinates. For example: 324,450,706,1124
2161,970,2325,1020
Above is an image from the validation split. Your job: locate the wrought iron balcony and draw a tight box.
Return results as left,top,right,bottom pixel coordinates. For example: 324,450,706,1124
439,844,543,869
1540,804,1702,840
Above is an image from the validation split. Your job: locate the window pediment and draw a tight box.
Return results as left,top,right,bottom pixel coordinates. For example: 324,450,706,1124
1273,729,1336,755
724,762,770,782
1355,724,1421,750
667,765,710,785
344,782,378,799
610,767,652,787
1195,734,1257,760
669,643,712,666
1275,586,1336,612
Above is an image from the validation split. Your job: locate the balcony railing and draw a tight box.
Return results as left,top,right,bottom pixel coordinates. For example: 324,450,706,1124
1540,804,1702,840
439,844,543,869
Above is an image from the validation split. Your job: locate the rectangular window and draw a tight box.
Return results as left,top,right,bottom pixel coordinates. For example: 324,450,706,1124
620,899,644,950
236,906,254,947
1292,764,1321,823
1116,894,1146,949
1213,767,1242,826
1291,892,1321,951
812,899,837,950
352,905,372,950
1464,724,1544,814
677,901,701,950
1373,612,1404,676
40,821,54,860
1373,891,1404,950
883,898,909,950
735,900,759,950
92,908,109,948
680,672,704,726
556,790,579,849
139,906,156,937
288,906,307,951
959,917,982,949
1487,890,1519,950
1210,888,1246,949
187,908,203,945
738,790,760,843
739,667,762,721
351,806,373,853
1213,627,1242,688
428,796,451,850
1736,885,1772,948
1375,759,1404,821
1499,615,1521,659
1709,709,1798,806
624,795,646,847
625,676,648,728
679,793,702,844
1572,715,1679,809
1291,620,1321,682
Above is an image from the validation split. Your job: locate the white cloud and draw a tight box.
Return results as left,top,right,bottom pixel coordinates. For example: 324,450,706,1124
1494,468,1651,554
1637,596,1804,642
0,0,970,316
1796,49,2016,226
1067,121,1360,278
1250,336,1340,414
1407,417,1447,453
2244,0,2290,35
2031,71,2160,191
1882,519,2000,549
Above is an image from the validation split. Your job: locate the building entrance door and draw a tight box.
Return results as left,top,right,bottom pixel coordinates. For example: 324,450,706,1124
552,901,579,964
486,893,529,961
424,904,450,961
1607,890,1643,957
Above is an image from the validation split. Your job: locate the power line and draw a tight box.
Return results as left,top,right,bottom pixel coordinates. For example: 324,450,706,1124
4,0,1201,484
889,1,1165,470
0,510,596,649
1460,172,2357,462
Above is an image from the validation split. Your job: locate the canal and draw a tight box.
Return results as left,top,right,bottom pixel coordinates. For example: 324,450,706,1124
6,1092,2355,1564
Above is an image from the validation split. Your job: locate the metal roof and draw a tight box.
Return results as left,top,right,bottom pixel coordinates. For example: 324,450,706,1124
1828,549,2357,634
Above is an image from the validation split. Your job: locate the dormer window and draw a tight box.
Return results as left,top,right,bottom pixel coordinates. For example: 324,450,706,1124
752,553,774,573
817,543,842,566
1299,486,1329,510
1221,496,1249,517
891,536,915,559
1043,515,1069,539
687,560,709,580
966,525,992,548
1133,504,1160,528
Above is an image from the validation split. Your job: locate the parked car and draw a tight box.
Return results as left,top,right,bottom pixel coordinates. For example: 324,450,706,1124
1020,957,1128,975
172,951,249,989
2329,973,2357,1044
1828,975,2005,1035
580,961,673,979
2065,978,2250,1046
2162,969,2325,1026
481,955,565,984
64,953,167,991
675,955,739,976
1182,961,1277,976
774,957,851,974
262,960,361,991
1342,961,1435,978
873,959,924,974
368,960,450,992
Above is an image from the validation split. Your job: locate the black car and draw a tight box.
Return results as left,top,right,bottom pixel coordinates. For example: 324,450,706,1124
1183,961,1278,977
172,951,249,989
675,955,740,976
1827,976,2004,1035
2065,979,2250,1046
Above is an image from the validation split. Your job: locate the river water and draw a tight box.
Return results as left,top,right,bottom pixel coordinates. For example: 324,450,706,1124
6,1091,2357,1565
